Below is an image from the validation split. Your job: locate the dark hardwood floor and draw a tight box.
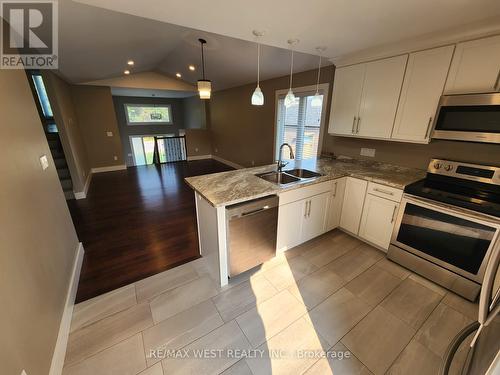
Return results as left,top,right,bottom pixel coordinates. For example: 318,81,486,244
68,159,233,303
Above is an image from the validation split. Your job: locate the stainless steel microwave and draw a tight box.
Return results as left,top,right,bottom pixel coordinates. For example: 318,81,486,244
432,92,500,144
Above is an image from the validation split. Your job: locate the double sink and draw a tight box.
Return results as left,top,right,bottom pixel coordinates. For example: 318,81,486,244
256,169,323,186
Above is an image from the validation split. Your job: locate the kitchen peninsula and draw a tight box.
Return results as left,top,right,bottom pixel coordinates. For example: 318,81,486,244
185,157,425,286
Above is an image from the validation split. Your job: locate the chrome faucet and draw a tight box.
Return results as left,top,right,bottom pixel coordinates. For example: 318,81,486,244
277,143,295,172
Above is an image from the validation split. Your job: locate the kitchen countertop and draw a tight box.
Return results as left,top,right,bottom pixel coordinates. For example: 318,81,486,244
185,157,426,207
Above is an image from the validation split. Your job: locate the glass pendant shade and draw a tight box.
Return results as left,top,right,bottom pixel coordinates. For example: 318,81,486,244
284,89,296,108
197,79,211,99
311,92,323,107
251,86,264,105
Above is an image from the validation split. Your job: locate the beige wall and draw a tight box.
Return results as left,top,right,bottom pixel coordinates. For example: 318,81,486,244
0,70,80,375
209,66,335,167
71,85,125,169
322,136,500,169
183,95,207,130
185,129,212,157
43,71,90,192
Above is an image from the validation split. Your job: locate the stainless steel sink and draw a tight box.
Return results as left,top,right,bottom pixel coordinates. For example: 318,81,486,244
256,172,301,185
256,169,322,186
284,169,323,179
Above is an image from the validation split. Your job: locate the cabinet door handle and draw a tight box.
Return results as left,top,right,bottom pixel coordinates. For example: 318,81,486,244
304,201,308,218
391,205,398,223
333,182,337,197
356,117,361,133
495,69,500,92
374,187,394,196
351,116,356,134
308,200,312,217
425,116,433,139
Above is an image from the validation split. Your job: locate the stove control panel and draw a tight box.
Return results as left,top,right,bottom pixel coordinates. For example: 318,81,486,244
428,159,500,185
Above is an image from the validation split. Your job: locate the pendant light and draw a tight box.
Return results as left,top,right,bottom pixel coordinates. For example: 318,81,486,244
284,39,299,108
311,46,326,107
251,30,265,106
197,38,211,99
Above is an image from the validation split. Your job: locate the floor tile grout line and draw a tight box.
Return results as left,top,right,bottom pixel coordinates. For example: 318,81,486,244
382,292,446,372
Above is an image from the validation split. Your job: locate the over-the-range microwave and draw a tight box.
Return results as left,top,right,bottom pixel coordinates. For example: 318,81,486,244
432,92,500,144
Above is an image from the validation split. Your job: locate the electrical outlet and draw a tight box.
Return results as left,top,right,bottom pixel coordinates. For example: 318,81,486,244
113,156,118,161
360,148,376,157
21,370,27,375
106,131,113,137
214,148,218,153
39,155,49,170
251,160,255,166
195,147,199,152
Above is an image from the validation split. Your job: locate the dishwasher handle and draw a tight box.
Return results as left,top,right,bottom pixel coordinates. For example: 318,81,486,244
226,195,279,220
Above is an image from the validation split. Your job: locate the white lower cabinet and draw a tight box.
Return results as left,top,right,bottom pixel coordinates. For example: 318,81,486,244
358,194,399,251
326,178,346,231
277,191,330,252
276,199,304,252
339,177,368,234
301,192,330,243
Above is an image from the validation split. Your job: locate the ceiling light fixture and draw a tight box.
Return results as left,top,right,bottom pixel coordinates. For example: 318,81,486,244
251,30,265,106
197,38,211,99
284,39,299,108
311,46,326,107
127,60,134,66
124,69,130,75
188,65,195,71
176,73,182,78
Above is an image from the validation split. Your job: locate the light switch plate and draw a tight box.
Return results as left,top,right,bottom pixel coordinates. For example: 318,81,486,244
39,155,49,170
360,148,376,157
106,131,113,137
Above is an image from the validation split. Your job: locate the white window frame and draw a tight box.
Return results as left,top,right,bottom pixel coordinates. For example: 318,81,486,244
273,83,330,162
124,103,173,125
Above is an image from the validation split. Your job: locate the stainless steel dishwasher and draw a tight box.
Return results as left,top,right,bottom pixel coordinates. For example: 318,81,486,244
226,195,279,277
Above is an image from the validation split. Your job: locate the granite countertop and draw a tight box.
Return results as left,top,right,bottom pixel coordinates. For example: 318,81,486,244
185,157,426,207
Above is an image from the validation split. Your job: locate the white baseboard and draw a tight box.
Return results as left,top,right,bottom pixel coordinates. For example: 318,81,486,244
74,172,92,200
49,243,84,375
187,154,212,161
211,155,244,169
91,164,127,174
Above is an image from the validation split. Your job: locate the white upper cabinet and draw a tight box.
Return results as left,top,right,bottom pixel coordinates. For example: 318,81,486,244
356,55,408,138
392,46,455,143
445,35,500,94
328,64,365,135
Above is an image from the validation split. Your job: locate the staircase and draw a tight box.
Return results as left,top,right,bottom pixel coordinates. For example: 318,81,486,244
46,132,74,200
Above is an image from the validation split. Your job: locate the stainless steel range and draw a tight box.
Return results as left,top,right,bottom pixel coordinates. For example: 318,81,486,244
388,158,500,301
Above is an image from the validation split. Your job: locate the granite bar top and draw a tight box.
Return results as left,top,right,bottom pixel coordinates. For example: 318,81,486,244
185,157,426,207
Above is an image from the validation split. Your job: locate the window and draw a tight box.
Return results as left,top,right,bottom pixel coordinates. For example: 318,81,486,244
125,104,173,125
29,71,58,133
275,84,328,161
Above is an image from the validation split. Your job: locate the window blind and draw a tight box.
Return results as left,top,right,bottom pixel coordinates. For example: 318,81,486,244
276,91,324,161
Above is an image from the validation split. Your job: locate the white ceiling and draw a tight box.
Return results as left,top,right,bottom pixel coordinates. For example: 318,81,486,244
58,1,320,90
74,0,500,59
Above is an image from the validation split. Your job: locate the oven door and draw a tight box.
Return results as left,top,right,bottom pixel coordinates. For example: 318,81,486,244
391,195,500,283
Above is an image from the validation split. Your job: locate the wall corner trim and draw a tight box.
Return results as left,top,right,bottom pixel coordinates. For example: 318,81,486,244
187,154,212,161
211,155,244,169
74,172,93,200
49,242,84,375
91,164,127,174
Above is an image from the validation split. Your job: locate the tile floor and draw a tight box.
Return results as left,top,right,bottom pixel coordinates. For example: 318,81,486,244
63,230,478,375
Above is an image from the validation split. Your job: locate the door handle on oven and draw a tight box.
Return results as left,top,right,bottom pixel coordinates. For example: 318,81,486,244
391,205,398,223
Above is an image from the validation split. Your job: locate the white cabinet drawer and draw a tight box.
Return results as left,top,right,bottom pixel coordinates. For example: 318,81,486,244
366,182,402,202
279,180,334,206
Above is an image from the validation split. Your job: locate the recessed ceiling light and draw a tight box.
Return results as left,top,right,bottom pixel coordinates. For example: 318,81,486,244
127,60,134,66
176,73,182,78
124,70,130,75
188,65,195,71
